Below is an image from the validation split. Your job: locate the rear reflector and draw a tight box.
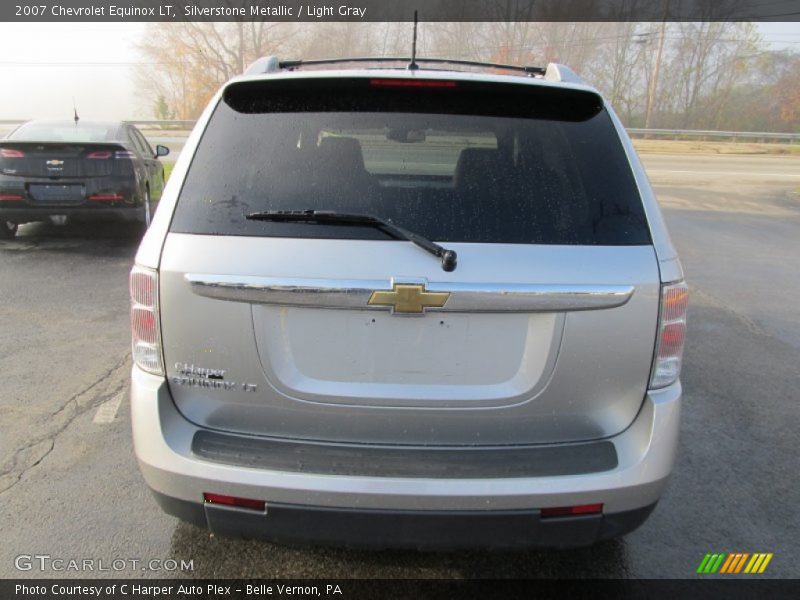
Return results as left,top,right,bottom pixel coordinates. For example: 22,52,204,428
130,308,157,344
541,503,603,518
0,148,25,158
369,78,457,89
203,493,266,512
0,193,23,201
650,281,689,389
89,193,124,201
130,265,163,375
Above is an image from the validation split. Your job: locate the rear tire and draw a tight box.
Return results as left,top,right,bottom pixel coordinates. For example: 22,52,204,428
0,220,18,239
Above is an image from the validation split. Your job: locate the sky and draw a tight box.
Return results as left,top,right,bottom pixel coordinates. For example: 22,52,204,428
0,21,797,122
0,23,146,120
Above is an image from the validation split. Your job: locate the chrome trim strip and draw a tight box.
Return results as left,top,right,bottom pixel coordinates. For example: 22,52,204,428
427,282,634,312
186,274,634,312
186,274,380,308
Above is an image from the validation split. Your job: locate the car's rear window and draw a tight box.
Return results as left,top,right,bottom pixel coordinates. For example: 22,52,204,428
171,78,650,245
10,123,119,143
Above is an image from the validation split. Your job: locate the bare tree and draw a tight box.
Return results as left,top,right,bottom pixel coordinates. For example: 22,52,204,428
136,22,297,119
424,23,487,61
298,23,380,59
587,22,651,123
132,18,796,132
657,22,760,128
774,55,800,127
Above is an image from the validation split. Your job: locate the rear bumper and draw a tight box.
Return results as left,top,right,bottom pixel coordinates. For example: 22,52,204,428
0,205,143,224
154,490,656,549
132,366,681,547
0,176,140,223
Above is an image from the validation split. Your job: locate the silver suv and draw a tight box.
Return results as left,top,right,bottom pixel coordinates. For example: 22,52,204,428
130,57,687,549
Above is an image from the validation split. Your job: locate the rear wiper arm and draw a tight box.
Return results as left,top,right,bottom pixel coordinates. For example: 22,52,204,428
246,210,458,272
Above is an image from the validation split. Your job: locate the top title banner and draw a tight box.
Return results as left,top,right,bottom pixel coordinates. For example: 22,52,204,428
4,0,800,22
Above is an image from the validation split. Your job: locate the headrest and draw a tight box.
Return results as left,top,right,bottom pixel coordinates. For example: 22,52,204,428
318,136,367,173
454,148,504,191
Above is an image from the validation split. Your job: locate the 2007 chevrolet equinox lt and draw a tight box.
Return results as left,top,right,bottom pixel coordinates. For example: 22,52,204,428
130,56,687,549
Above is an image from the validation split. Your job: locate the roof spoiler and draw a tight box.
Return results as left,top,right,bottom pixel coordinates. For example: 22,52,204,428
244,56,583,84
245,56,281,75
544,63,583,84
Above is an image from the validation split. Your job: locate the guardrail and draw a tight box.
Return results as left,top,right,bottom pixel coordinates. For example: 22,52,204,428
627,128,800,143
1,119,798,144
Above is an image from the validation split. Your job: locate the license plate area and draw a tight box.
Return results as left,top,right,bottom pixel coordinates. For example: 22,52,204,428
251,306,562,408
27,183,85,205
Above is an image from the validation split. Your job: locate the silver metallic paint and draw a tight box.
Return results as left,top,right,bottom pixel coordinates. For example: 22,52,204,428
159,235,660,443
131,365,681,513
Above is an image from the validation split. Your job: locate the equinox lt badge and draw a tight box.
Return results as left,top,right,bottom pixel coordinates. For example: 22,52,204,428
171,363,258,392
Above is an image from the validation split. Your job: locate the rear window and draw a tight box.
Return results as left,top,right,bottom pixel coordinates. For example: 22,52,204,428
10,123,119,143
171,78,650,245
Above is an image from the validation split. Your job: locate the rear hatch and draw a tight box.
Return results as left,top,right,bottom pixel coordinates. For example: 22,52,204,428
159,75,660,446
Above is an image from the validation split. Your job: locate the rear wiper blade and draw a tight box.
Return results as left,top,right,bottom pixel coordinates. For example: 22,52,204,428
246,209,457,272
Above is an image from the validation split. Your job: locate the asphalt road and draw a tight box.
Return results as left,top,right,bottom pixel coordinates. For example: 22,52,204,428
0,153,798,579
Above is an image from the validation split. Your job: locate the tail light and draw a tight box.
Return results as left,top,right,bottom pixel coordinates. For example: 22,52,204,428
88,150,135,159
130,265,164,375
649,281,688,389
0,148,25,158
89,193,124,201
0,193,24,201
204,493,266,512
370,78,458,89
541,503,603,518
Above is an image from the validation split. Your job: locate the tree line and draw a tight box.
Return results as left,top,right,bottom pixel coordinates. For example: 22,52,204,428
137,21,800,132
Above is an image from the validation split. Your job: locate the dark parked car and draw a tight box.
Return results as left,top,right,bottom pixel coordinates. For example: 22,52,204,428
0,120,169,238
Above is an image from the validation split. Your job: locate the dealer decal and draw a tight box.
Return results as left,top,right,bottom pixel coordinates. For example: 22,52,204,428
171,363,258,392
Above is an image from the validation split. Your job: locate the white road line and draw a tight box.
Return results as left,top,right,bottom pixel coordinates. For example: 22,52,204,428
92,392,124,424
648,169,800,178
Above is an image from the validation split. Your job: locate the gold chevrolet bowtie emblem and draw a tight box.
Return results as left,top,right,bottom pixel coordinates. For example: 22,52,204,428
368,283,450,314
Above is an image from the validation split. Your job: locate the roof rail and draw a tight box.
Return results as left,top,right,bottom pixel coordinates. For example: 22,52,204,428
244,56,584,84
245,56,546,77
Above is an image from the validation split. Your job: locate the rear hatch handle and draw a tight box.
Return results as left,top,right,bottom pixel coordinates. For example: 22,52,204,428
186,274,635,314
